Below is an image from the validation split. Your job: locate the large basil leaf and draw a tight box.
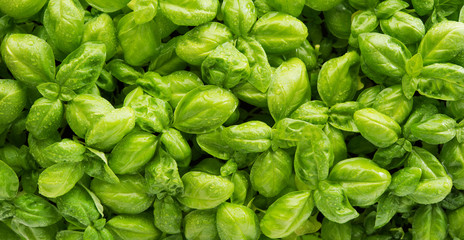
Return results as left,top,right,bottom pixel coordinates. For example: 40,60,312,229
56,184,101,228
26,98,63,140
56,42,106,92
145,149,184,198
328,158,391,206
236,37,272,93
406,147,453,204
416,63,464,101
318,51,360,106
294,124,333,189
38,162,84,198
314,181,359,224
0,34,55,87
117,12,160,66
418,20,464,65
0,160,19,200
328,101,362,132
160,0,218,26
85,0,130,12
106,213,162,239
43,0,85,54
216,202,260,240
176,22,233,66
91,174,154,214
13,193,62,227
173,85,238,134
176,171,234,209
412,205,448,240
250,149,292,197
251,12,308,54
267,58,310,121
260,191,314,238
358,32,411,78
222,0,257,36
85,107,136,152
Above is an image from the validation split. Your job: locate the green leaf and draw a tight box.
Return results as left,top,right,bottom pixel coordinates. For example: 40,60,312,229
43,0,85,54
145,149,184,198
117,12,160,66
201,41,250,89
402,75,418,100
260,191,314,239
372,85,413,124
85,107,136,152
109,131,158,174
0,160,18,200
173,85,238,134
37,82,60,100
164,70,203,108
418,21,464,65
236,37,272,92
389,167,422,196
222,121,271,153
80,183,105,218
314,181,359,224
374,193,399,228
250,149,292,197
410,114,456,144
291,100,329,127
42,138,86,164
56,42,106,92
38,162,85,198
0,34,55,87
160,0,218,26
406,53,423,77
267,58,310,121
354,108,401,148
160,128,191,168
216,202,260,240
148,37,186,75
127,0,158,24
196,126,234,160
91,174,154,214
294,124,333,189
328,158,391,206
26,98,63,140
176,171,233,209
153,196,182,234
176,22,233,66
82,13,118,61
84,148,119,184
136,72,171,101
56,184,101,228
106,213,162,239
65,94,114,139
0,80,27,126
128,94,173,133
406,147,453,204
13,193,62,227
222,0,257,36
320,218,352,240
251,12,308,54
318,51,360,106
416,63,464,101
329,101,362,132
184,210,219,240
85,0,130,12
358,32,411,78
441,138,464,190
412,205,448,240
